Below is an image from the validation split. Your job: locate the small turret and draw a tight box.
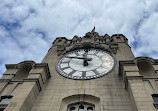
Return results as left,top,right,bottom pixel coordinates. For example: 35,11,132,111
111,34,128,44
52,37,68,46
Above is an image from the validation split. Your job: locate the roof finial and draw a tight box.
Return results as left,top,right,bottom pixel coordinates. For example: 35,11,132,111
91,26,95,33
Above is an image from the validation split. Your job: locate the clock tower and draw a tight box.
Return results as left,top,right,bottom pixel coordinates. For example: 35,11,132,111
0,28,158,111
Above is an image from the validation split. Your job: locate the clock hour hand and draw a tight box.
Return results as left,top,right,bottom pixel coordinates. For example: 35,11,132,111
65,56,92,61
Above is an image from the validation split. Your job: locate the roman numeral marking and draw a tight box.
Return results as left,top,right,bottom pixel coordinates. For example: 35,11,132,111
93,69,99,75
69,70,76,76
61,66,70,70
82,71,86,77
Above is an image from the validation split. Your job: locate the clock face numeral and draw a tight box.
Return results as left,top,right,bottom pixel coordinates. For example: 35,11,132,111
75,51,80,56
82,71,86,77
92,69,99,75
61,67,69,71
69,70,76,76
56,49,115,80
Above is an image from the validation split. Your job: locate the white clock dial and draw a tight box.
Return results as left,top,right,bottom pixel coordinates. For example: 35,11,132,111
56,49,115,80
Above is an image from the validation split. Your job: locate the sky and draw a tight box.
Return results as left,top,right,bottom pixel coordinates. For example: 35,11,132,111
0,0,158,76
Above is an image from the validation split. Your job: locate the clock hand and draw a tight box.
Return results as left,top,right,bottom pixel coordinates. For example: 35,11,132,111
83,49,90,66
65,56,92,61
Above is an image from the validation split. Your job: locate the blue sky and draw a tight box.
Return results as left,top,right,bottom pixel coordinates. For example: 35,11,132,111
0,0,158,76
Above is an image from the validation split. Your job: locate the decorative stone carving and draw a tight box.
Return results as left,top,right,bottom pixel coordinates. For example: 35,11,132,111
84,27,99,39
55,29,126,56
72,35,80,43
82,42,93,49
110,43,119,54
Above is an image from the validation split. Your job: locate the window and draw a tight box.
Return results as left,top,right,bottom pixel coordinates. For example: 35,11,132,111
70,107,75,111
152,94,158,109
68,102,94,111
0,96,12,111
78,104,84,111
0,108,4,111
0,96,13,104
152,94,158,102
116,36,120,39
87,107,93,111
58,39,62,42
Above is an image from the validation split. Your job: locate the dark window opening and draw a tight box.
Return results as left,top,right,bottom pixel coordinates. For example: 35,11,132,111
87,107,93,111
79,104,84,111
152,94,158,102
0,96,13,104
0,108,4,111
68,102,95,111
116,36,120,39
58,39,62,42
70,107,75,111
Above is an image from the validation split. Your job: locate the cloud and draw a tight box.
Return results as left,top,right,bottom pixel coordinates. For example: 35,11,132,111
134,13,158,57
0,0,158,76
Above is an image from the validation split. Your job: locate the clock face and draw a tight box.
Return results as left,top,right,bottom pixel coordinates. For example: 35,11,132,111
56,49,115,80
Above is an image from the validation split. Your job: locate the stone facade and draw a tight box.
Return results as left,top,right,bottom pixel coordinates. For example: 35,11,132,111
0,30,158,111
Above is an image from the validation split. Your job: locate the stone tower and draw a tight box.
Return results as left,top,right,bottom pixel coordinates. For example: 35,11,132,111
0,29,158,111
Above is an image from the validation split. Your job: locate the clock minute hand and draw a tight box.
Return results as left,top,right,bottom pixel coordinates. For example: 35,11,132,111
65,56,92,61
83,50,90,66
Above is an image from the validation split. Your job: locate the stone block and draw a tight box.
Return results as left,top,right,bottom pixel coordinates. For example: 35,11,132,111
123,66,139,72
27,74,43,88
30,69,44,74
126,71,140,76
4,69,18,75
153,65,158,70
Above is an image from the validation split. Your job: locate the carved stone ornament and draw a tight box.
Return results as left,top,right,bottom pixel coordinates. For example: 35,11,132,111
55,28,120,56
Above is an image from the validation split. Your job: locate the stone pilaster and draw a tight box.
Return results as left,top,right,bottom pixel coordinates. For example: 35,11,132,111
120,62,157,111
127,79,156,111
4,63,50,111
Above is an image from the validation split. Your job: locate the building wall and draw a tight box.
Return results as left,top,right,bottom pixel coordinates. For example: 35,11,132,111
30,35,134,111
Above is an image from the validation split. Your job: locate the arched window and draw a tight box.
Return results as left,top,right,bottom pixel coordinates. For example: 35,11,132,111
67,102,95,111
87,107,93,111
70,107,75,111
78,104,84,111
